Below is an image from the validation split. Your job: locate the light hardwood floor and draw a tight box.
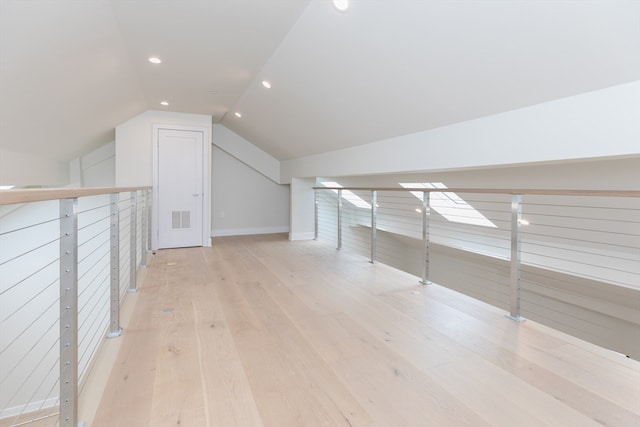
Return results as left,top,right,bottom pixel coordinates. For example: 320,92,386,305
90,234,640,427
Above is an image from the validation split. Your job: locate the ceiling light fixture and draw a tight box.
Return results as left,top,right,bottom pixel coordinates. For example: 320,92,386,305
148,57,162,64
234,112,242,118
333,0,349,12
160,101,169,106
262,80,272,89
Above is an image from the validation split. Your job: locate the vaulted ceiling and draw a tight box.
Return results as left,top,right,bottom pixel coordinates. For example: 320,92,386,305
1,0,639,162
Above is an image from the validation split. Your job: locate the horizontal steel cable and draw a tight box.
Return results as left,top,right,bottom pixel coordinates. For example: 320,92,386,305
76,202,110,216
78,256,110,303
0,317,59,404
0,275,58,324
0,215,60,237
0,293,59,361
0,236,59,267
0,256,59,297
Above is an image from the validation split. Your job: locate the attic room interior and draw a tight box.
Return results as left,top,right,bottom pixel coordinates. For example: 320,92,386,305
0,0,639,426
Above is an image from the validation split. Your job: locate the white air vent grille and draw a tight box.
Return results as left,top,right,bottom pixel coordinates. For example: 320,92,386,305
171,211,191,229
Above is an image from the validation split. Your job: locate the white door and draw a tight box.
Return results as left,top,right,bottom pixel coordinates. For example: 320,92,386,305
157,128,204,248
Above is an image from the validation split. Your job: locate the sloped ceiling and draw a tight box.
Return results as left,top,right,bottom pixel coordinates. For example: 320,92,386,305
1,0,639,163
0,0,310,160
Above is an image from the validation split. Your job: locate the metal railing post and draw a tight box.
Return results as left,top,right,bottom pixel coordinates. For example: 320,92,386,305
420,191,432,285
337,189,343,250
59,198,79,427
314,190,319,240
506,194,525,322
107,193,123,338
146,189,152,252
370,190,377,263
129,191,138,292
140,190,148,268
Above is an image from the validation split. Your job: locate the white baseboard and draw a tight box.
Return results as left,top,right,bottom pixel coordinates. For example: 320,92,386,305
289,231,315,241
0,396,58,419
211,226,289,237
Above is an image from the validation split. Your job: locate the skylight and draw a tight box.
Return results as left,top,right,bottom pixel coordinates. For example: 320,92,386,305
400,182,496,228
321,182,371,209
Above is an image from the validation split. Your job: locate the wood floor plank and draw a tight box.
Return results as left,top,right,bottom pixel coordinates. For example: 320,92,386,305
258,252,601,426
245,241,516,425
195,253,265,427
91,250,167,427
206,244,372,427
297,311,495,427
380,287,640,426
86,234,640,427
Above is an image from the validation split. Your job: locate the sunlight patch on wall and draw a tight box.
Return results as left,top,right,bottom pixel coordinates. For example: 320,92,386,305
321,182,371,209
400,182,496,228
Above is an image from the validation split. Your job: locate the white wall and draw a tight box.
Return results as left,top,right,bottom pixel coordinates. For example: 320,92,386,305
329,156,640,191
69,141,115,188
283,82,640,241
211,145,289,236
289,178,316,241
0,148,68,188
115,110,212,186
281,81,640,182
213,125,281,184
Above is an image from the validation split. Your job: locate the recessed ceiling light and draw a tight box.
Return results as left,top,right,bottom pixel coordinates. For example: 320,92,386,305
262,80,272,89
234,112,242,118
160,101,169,106
333,0,349,12
148,57,162,64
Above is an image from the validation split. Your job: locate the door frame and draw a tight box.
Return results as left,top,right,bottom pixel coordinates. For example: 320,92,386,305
152,124,211,250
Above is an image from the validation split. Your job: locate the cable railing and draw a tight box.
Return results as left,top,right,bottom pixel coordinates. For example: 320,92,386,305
314,186,640,360
0,187,151,427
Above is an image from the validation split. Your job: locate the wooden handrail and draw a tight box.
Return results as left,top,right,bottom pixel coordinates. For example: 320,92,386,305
4,185,635,206
0,186,152,206
313,187,640,197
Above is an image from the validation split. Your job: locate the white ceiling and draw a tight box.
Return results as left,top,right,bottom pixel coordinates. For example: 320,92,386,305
1,0,639,162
